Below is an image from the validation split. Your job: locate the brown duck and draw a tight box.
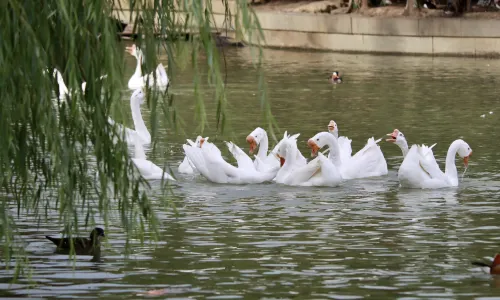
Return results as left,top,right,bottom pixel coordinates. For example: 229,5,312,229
472,254,500,274
46,227,105,256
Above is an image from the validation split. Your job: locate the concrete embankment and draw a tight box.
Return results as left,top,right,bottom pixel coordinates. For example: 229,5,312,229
113,0,500,57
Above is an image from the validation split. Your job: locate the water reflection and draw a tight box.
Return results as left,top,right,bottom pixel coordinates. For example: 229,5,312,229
2,46,500,298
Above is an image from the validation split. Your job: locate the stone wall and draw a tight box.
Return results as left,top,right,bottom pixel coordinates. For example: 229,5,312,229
112,0,500,57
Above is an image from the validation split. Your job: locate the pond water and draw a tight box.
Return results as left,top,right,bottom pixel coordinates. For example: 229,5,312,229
2,43,500,299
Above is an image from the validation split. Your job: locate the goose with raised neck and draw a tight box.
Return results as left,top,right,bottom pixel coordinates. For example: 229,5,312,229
397,139,472,189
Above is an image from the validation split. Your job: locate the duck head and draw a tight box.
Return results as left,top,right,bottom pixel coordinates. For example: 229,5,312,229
90,227,106,242
246,127,266,155
330,71,340,80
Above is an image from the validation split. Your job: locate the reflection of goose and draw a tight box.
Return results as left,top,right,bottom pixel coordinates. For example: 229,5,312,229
125,44,169,91
108,89,151,146
131,139,175,181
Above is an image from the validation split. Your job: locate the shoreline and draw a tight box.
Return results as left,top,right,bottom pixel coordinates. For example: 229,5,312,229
113,1,500,57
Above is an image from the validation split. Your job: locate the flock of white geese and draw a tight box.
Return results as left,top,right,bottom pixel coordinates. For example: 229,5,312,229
48,44,472,189
180,122,472,189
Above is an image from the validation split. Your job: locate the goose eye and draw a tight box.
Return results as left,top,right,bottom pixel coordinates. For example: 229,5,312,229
316,138,319,141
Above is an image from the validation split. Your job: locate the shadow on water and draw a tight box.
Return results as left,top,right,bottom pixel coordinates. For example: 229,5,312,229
2,45,500,298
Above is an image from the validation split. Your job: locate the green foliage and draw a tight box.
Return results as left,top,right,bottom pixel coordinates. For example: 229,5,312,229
0,0,269,277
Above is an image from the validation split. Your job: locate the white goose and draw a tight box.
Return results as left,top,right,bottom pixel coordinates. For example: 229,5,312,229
307,131,388,180
396,137,472,189
327,120,352,164
182,139,278,184
274,134,342,187
178,136,206,174
245,128,307,172
49,68,107,100
125,44,169,91
107,89,151,146
386,129,437,162
131,139,175,181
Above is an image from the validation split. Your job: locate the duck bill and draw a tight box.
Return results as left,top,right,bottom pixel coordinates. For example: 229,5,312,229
246,136,257,155
125,46,133,55
307,139,320,157
327,126,335,133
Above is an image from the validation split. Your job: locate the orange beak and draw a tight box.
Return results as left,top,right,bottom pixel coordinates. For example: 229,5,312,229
246,136,257,155
307,139,320,157
386,129,399,142
463,152,471,167
200,138,205,148
277,155,285,167
328,125,335,132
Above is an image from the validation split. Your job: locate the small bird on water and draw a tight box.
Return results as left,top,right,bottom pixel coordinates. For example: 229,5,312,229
45,227,105,256
471,253,500,274
329,71,342,84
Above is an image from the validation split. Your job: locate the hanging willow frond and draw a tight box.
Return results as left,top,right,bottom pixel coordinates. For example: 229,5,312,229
0,0,270,277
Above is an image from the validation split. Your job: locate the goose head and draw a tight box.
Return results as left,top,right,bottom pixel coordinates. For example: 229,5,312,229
275,140,287,167
275,134,299,167
269,131,289,160
125,44,139,58
455,140,472,167
196,136,208,148
327,120,338,137
193,136,208,148
386,129,407,147
307,132,332,157
131,88,145,104
125,44,144,64
246,127,266,155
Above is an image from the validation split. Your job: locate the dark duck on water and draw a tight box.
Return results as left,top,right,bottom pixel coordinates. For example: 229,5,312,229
45,227,105,256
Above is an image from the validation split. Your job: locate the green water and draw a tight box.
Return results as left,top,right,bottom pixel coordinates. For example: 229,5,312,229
2,44,500,299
